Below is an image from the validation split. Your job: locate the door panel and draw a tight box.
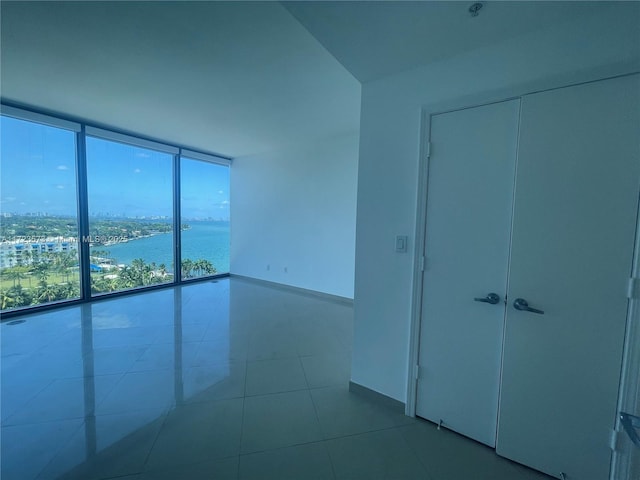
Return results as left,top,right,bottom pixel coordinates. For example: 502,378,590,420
417,100,520,447
497,75,640,479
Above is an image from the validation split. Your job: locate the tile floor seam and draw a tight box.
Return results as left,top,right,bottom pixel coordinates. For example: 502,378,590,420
140,410,170,471
91,372,126,413
323,423,411,442
244,385,310,398
2,412,86,428
320,438,339,480
399,423,537,480
236,437,329,458
397,431,438,480
32,417,87,480
1,376,54,404
237,357,249,478
297,354,311,390
113,347,151,376
307,378,344,479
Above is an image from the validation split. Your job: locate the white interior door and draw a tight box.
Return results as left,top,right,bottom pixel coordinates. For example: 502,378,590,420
416,99,519,447
497,74,640,480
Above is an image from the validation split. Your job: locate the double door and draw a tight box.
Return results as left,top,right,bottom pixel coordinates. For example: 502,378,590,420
416,74,640,479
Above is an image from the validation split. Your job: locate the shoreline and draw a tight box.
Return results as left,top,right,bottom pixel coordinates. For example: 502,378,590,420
102,225,229,272
100,231,169,247
1,223,230,272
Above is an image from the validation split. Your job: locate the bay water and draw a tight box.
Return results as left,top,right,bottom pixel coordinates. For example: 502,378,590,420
102,221,229,274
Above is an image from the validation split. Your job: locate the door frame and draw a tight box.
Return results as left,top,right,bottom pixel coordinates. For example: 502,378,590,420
611,198,640,480
406,69,640,419
406,93,522,417
405,96,520,418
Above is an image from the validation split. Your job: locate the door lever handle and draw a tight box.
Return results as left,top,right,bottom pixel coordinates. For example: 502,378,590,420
513,298,544,315
474,293,500,305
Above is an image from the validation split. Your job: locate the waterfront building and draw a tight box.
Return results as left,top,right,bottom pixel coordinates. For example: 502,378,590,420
0,238,78,269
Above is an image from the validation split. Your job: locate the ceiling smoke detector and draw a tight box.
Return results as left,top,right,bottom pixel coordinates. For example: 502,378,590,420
469,2,483,17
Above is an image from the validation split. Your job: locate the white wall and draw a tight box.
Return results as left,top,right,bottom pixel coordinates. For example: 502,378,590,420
230,132,359,299
352,5,640,402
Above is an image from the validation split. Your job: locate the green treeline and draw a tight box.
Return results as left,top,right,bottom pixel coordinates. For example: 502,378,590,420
1,250,80,310
0,252,216,311
0,215,214,312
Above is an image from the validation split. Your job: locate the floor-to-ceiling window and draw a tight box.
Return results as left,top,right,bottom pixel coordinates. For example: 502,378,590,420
86,134,175,295
0,113,81,310
180,155,230,278
0,107,231,314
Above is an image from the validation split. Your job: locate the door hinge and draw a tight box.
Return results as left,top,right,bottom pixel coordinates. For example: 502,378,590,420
425,141,432,159
628,277,640,299
414,364,420,380
610,428,623,451
419,256,425,272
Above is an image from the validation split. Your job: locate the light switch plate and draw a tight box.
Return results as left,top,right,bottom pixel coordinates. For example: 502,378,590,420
395,235,408,253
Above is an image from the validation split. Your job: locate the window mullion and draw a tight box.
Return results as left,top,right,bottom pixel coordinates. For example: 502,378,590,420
174,153,182,284
76,126,92,301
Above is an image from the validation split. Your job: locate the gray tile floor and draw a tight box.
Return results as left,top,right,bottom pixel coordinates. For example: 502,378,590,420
1,277,551,479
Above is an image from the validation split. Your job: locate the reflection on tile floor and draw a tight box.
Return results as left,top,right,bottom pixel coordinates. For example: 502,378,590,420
1,277,551,479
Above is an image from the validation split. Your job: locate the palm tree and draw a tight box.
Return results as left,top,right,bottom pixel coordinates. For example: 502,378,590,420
55,251,76,283
130,258,149,286
31,248,41,265
9,285,31,307
33,262,50,285
117,266,139,289
147,262,163,285
91,249,111,263
91,275,109,294
22,249,32,267
200,259,216,275
23,252,36,288
42,251,55,264
158,263,167,279
4,267,26,288
0,289,14,310
36,282,60,303
181,259,194,279
63,282,80,299
191,259,201,277
106,276,120,292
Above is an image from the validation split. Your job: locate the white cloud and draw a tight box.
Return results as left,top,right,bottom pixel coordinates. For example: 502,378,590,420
221,200,229,205
135,153,150,158
57,165,69,170
4,196,16,202
218,190,224,194
56,185,65,189
134,168,141,173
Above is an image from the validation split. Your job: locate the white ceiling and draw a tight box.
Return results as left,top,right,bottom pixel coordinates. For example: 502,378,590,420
0,1,360,158
2,1,631,159
283,1,621,83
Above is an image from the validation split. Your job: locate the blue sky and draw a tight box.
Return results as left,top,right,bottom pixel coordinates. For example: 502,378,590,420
1,116,230,220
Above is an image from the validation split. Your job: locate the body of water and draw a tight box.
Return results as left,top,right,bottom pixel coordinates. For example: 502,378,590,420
102,221,229,274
